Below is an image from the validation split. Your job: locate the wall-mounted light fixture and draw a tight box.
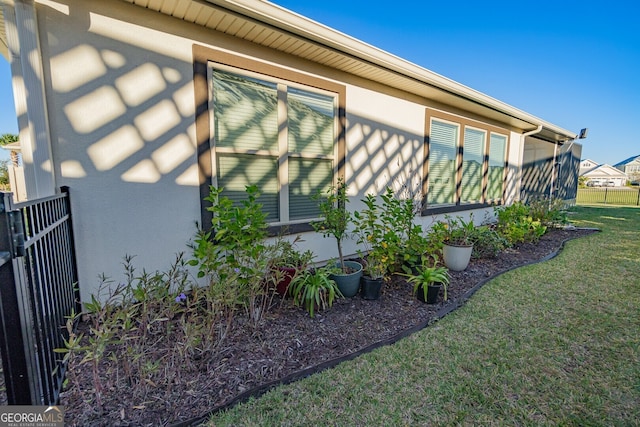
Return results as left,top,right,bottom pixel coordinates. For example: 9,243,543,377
578,128,589,139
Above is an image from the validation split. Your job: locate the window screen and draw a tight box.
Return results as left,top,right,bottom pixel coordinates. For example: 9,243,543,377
487,133,507,200
427,120,458,205
460,128,485,203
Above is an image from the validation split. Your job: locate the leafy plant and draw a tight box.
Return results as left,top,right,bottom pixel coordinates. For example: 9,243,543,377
289,267,343,318
190,185,275,326
495,202,547,245
380,188,428,273
429,215,476,247
360,250,386,279
353,192,393,278
312,178,352,273
469,225,508,259
354,188,428,276
403,264,450,301
526,196,569,227
269,236,314,270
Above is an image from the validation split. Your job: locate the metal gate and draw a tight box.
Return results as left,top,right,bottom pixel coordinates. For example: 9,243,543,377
0,187,80,405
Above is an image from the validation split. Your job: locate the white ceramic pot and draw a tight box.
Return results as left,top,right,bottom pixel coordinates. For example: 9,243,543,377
443,244,473,271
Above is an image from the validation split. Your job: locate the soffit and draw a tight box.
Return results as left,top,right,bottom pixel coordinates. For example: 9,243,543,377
123,0,575,142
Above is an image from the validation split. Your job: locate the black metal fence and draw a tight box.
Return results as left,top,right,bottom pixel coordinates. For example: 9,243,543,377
577,187,640,206
0,187,80,405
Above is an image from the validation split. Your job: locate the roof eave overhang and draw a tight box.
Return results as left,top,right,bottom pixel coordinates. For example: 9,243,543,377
205,0,577,137
6,0,577,144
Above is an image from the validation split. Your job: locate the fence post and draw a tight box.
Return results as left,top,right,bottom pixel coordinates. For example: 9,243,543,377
61,186,82,315
0,192,41,404
637,187,640,206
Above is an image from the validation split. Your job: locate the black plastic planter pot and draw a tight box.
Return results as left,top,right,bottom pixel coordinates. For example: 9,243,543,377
416,283,441,304
360,276,383,300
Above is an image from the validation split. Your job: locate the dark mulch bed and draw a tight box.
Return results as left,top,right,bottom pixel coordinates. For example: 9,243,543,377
60,228,597,426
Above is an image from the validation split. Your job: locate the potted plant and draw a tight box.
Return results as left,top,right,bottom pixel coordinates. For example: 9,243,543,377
288,266,343,318
359,249,385,300
269,237,314,297
430,215,475,271
312,179,363,297
403,263,450,304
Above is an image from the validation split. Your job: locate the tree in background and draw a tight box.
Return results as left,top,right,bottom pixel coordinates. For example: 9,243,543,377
0,134,19,190
0,133,18,146
0,159,9,188
578,176,588,188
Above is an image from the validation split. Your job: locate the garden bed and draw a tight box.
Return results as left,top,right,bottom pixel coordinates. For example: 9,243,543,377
60,228,596,426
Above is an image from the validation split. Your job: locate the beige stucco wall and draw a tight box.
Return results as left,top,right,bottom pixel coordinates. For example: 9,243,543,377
32,0,525,299
39,0,202,299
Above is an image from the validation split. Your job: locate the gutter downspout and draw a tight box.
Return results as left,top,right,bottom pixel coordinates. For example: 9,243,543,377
518,125,543,201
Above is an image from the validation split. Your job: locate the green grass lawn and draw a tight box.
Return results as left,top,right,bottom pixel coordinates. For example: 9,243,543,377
206,206,640,426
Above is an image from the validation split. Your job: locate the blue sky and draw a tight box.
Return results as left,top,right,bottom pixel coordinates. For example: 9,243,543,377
1,0,638,164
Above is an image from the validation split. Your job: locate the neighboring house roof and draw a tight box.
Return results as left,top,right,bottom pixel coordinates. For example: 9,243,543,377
580,159,598,166
110,0,576,144
580,164,628,179
613,154,640,168
579,159,599,174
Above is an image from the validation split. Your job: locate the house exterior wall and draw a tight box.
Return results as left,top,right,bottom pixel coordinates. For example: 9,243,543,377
557,143,582,201
37,0,203,299
521,137,581,202
521,137,555,200
621,159,640,182
22,0,532,299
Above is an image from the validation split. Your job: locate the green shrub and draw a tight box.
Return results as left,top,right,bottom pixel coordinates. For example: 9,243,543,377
526,196,568,226
469,225,508,259
495,202,547,245
190,185,277,327
354,188,429,275
428,215,475,247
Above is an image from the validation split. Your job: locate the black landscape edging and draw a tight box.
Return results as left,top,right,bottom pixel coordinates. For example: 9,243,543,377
172,228,600,427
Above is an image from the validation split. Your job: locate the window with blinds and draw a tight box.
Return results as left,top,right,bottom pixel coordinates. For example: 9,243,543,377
426,111,509,209
487,133,507,200
211,68,336,223
460,128,485,203
427,120,458,205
